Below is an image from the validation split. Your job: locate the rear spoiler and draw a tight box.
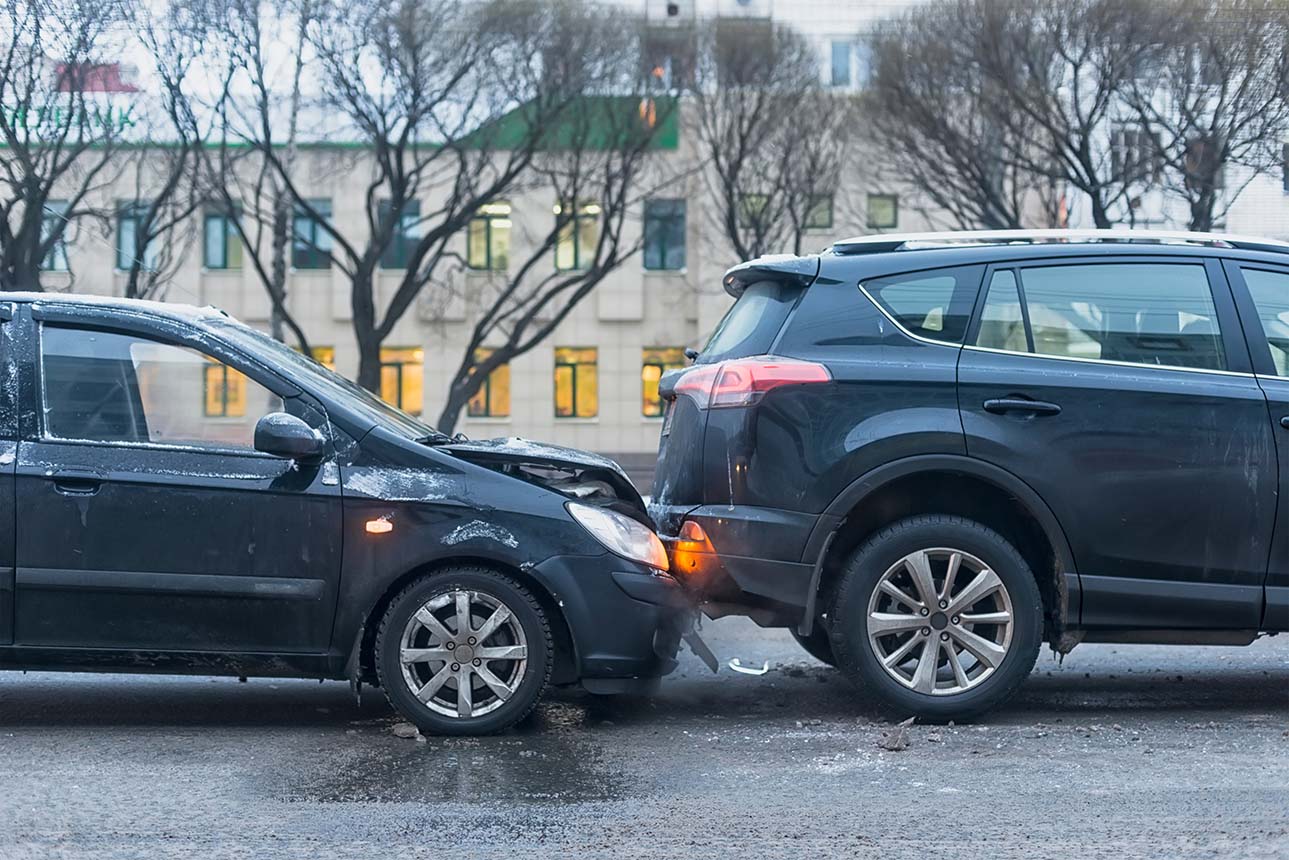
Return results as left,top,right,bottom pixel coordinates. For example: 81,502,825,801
722,254,821,298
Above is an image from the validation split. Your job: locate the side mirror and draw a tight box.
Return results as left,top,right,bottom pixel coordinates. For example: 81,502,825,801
254,412,326,463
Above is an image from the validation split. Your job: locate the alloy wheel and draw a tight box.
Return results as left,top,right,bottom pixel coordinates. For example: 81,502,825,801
399,589,529,719
865,547,1014,696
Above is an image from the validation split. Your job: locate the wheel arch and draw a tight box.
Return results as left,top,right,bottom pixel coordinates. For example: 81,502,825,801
800,455,1079,647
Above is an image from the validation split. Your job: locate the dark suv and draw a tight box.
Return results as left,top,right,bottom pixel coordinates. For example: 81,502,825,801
652,229,1289,720
0,293,688,735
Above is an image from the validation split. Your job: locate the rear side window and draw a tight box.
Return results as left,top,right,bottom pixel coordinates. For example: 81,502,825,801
1239,267,1289,376
862,265,982,344
701,280,801,362
973,263,1226,371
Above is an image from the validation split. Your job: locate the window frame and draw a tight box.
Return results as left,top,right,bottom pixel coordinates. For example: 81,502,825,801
867,193,898,230
554,201,601,272
203,206,243,270
466,202,512,271
292,199,333,270
33,320,302,457
378,198,421,270
466,347,511,418
1223,260,1289,378
378,346,424,416
553,346,598,418
963,256,1251,377
115,201,159,272
643,198,686,271
40,200,70,272
804,194,834,230
641,347,686,417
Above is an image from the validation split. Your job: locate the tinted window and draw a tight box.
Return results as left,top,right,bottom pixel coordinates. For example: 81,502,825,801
1011,263,1225,371
977,270,1027,352
41,326,283,449
863,265,981,344
701,280,801,362
1241,267,1289,376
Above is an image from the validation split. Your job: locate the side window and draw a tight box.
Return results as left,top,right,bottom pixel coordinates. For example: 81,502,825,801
976,263,1226,371
40,326,284,450
863,265,982,344
976,270,1027,352
1240,268,1289,377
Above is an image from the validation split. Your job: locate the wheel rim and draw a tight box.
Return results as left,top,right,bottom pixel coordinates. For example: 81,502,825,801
399,589,529,719
865,547,1014,696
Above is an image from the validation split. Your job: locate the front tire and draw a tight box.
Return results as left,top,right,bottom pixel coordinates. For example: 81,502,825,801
375,567,552,736
829,515,1042,721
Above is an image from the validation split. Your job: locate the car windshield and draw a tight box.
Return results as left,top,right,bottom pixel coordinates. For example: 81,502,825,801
209,318,443,441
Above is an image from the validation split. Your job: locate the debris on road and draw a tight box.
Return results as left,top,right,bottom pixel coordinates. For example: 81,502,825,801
728,658,770,676
879,717,916,752
391,722,421,740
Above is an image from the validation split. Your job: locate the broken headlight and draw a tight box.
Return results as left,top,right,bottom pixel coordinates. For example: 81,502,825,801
566,502,669,572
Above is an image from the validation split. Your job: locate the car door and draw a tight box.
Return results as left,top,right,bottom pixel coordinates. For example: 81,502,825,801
958,256,1275,630
14,312,342,654
0,302,16,646
1223,259,1289,631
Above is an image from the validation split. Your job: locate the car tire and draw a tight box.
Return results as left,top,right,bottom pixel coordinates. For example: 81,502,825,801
375,566,552,736
790,626,836,667
828,515,1042,722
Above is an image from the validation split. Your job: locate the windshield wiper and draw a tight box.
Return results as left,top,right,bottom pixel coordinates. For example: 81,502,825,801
416,430,467,446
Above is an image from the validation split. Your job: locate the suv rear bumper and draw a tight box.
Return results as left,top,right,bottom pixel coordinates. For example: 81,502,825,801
654,503,818,607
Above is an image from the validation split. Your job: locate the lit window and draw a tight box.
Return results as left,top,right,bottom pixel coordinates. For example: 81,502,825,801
555,201,600,271
379,199,420,269
467,202,511,271
641,347,687,417
294,345,336,370
41,200,69,271
830,40,851,87
203,361,248,417
867,193,898,230
204,206,243,270
804,194,833,229
738,193,768,228
643,199,686,271
292,199,332,269
467,348,511,418
116,201,160,271
554,347,598,418
379,347,424,415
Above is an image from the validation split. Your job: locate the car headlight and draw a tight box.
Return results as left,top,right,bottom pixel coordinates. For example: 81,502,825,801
566,502,669,572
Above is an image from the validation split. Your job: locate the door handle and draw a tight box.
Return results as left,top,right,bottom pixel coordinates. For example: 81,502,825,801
49,470,103,496
983,398,1062,416
1280,416,1289,429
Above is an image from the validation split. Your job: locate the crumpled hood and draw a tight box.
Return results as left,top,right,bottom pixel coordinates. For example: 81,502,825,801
441,437,645,512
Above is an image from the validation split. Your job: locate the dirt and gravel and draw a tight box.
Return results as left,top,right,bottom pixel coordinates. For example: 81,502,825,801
0,617,1285,860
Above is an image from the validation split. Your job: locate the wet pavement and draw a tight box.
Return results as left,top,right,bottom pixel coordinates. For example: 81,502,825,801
0,618,1286,860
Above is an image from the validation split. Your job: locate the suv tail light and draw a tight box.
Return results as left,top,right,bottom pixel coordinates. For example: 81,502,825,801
672,357,831,409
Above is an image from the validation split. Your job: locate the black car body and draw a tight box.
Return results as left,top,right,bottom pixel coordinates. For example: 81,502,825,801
653,229,1289,718
0,293,688,734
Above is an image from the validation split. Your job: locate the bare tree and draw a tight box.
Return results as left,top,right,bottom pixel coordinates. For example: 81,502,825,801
1128,0,1289,231
690,18,851,262
0,0,129,291
864,1,1053,230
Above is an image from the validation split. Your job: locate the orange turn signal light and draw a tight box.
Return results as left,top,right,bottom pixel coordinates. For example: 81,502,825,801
678,520,707,543
365,516,394,535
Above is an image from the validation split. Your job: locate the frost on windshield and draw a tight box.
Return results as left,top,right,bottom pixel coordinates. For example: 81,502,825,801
0,441,15,467
442,519,519,549
343,467,463,502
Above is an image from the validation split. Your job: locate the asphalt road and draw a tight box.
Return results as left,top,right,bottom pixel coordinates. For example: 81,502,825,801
0,618,1286,860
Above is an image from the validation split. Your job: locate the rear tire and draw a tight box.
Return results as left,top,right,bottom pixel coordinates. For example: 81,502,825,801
790,626,836,667
829,515,1042,721
375,567,552,736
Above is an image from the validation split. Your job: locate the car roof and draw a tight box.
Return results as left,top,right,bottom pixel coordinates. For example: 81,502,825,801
0,291,224,325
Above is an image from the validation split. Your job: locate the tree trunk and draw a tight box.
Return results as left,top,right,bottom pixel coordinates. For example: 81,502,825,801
355,332,383,394
269,196,289,341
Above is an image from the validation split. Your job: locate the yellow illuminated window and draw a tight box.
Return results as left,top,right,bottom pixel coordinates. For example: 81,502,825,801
379,347,424,415
641,347,687,417
554,347,598,418
203,361,247,417
294,345,335,370
554,201,600,271
467,202,511,270
466,348,511,417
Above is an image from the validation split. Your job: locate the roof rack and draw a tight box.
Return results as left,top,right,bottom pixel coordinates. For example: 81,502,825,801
830,228,1289,256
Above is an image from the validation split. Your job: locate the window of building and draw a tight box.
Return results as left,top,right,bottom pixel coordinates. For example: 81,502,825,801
867,193,898,230
292,199,332,270
555,201,600,271
466,347,511,418
738,193,768,228
863,265,983,344
1236,267,1289,376
830,40,852,87
643,199,686,271
554,347,598,418
203,207,242,270
467,202,512,271
975,263,1227,371
641,347,686,417
379,347,424,415
40,200,69,271
804,194,833,229
1110,125,1163,184
379,199,420,269
294,345,336,370
116,201,160,271
40,325,283,449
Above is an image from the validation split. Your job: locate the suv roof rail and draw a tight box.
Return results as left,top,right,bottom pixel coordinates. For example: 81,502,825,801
830,228,1289,256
